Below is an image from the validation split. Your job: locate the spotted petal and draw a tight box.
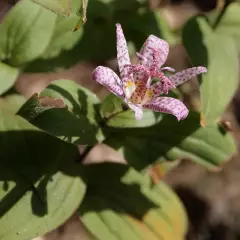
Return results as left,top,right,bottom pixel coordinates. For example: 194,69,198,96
139,35,169,68
169,67,207,86
116,23,132,84
150,75,174,97
92,66,124,97
143,97,189,121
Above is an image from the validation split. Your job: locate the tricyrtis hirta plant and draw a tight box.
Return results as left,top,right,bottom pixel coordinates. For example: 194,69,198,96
92,23,207,120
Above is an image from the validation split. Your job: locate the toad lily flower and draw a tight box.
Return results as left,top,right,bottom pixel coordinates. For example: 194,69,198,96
92,23,207,120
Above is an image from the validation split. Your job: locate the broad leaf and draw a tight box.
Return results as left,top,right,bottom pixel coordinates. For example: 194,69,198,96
18,79,104,145
41,0,84,59
25,0,173,72
0,62,19,95
41,16,83,59
0,94,26,113
182,16,238,125
0,0,57,66
207,2,240,51
78,163,187,240
100,94,124,119
0,110,86,240
31,0,72,16
104,110,236,171
100,94,163,128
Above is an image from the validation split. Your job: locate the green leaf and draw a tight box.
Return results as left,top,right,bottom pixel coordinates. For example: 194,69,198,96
100,93,124,119
18,79,104,145
0,62,19,95
182,16,238,125
0,0,57,66
0,94,26,113
41,16,83,59
78,163,187,240
104,111,236,171
31,0,72,16
73,0,89,31
100,94,163,128
0,110,86,240
40,0,84,59
207,2,240,51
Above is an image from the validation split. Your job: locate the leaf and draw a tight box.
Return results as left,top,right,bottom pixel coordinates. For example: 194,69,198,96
207,2,240,51
0,94,26,114
73,0,89,31
100,93,125,119
182,16,238,125
18,80,104,145
40,0,84,59
0,62,19,95
78,163,187,240
104,111,236,171
41,16,83,59
31,0,72,16
0,0,57,66
100,94,163,128
0,109,86,240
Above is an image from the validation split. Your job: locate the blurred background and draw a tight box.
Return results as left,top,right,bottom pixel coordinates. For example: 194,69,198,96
1,0,240,239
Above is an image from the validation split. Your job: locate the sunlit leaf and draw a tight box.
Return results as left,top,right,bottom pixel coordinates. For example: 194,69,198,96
182,16,238,125
0,0,56,66
18,80,104,145
0,62,19,95
100,94,163,128
31,0,72,16
0,110,86,240
40,0,84,59
0,94,25,113
73,0,89,31
207,2,240,51
100,94,124,119
78,163,187,240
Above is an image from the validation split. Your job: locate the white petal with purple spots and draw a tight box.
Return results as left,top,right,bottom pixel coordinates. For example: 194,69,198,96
116,23,132,84
169,67,207,86
143,97,189,120
92,66,124,97
139,35,169,68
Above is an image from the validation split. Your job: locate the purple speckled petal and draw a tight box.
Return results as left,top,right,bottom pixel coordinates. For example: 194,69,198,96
143,97,189,121
116,23,132,84
125,64,150,84
150,82,164,97
150,75,175,96
169,66,207,86
126,101,143,120
92,66,124,97
139,35,169,68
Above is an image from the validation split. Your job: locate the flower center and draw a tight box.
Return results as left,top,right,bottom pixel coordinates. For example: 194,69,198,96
124,80,136,99
129,81,153,105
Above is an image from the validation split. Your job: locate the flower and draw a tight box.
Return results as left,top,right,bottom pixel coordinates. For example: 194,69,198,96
92,23,207,121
